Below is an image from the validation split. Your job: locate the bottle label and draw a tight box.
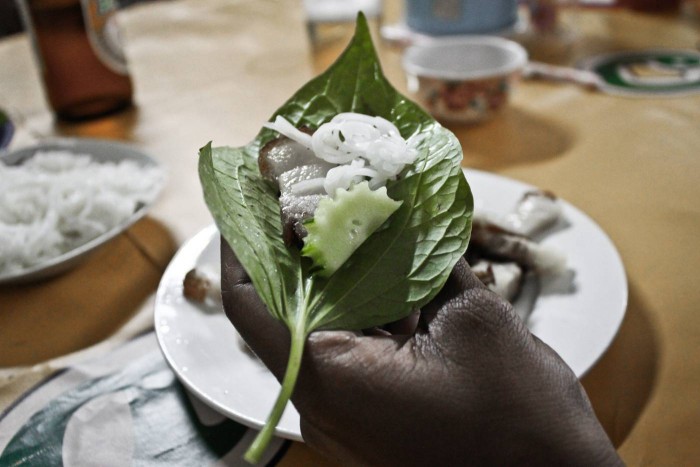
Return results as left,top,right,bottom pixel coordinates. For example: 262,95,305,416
80,0,129,75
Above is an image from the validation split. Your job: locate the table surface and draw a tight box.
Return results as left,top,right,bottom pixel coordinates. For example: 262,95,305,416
1,1,699,464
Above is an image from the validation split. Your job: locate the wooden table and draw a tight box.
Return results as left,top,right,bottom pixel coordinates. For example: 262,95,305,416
1,1,699,464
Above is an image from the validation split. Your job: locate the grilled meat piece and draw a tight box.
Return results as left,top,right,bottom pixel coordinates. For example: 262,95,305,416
470,218,565,275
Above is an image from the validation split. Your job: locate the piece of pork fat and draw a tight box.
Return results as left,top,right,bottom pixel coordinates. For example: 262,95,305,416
503,190,562,237
259,134,336,244
470,218,566,275
471,260,524,302
259,131,321,182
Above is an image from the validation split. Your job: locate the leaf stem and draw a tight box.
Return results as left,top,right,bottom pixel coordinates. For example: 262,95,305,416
244,322,307,464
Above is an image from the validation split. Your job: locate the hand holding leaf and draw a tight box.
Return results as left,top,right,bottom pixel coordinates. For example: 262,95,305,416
198,14,472,463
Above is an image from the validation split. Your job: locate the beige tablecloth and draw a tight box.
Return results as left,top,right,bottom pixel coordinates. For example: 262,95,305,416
1,1,699,464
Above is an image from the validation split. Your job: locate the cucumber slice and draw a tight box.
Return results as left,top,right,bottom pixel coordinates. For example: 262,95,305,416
301,181,402,277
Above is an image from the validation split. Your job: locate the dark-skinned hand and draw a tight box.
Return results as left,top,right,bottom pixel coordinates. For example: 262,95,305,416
221,238,622,467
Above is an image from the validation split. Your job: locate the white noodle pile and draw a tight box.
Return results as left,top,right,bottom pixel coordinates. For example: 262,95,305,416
0,150,164,275
265,113,419,196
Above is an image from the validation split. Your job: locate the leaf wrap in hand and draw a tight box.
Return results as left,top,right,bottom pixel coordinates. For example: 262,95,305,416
198,14,473,463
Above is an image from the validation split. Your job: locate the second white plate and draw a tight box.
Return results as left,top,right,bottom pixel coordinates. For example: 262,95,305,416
154,169,628,441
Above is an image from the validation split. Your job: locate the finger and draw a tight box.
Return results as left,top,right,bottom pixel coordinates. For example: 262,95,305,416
220,237,291,379
415,256,527,359
294,332,430,467
381,309,420,335
418,257,485,329
221,237,389,402
220,236,250,285
291,331,407,416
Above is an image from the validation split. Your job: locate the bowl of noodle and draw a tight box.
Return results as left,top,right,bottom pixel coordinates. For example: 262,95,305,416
0,138,165,285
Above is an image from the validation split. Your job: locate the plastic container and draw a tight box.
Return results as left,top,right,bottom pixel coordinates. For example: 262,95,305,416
402,36,528,123
405,0,518,35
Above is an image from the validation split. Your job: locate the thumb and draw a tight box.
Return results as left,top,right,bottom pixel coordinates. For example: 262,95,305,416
419,257,525,355
220,237,291,379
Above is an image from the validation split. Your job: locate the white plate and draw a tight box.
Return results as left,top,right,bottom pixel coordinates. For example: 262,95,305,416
0,138,163,285
154,169,628,441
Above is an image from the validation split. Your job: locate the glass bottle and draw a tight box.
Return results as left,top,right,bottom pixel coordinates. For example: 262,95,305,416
16,0,133,121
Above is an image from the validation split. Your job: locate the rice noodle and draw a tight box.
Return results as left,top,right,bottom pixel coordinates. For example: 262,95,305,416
291,177,326,196
264,116,312,149
277,113,418,197
0,150,164,275
323,159,378,195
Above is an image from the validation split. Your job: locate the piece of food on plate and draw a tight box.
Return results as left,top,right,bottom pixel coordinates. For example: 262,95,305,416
197,14,472,463
471,260,524,303
504,190,562,237
466,190,566,310
470,216,565,275
183,267,222,306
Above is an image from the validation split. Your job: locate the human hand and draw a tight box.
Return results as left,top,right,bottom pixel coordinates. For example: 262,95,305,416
221,238,622,466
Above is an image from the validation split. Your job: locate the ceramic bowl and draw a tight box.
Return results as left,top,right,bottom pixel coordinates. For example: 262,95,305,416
402,36,528,124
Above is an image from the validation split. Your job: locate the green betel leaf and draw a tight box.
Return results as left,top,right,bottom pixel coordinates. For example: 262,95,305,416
308,126,472,331
198,14,473,464
198,142,300,324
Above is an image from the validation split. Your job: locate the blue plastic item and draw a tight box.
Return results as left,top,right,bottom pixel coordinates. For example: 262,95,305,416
405,0,518,35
